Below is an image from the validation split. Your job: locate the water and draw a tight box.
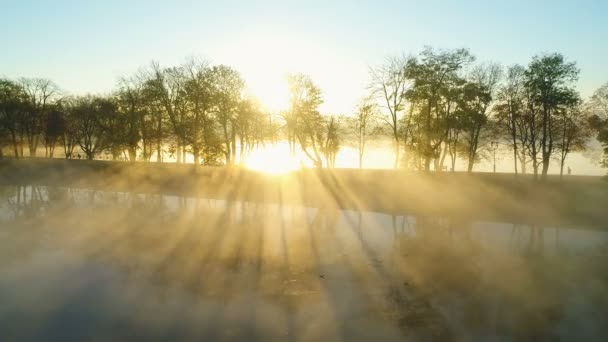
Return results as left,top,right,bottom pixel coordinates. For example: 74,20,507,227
0,185,607,341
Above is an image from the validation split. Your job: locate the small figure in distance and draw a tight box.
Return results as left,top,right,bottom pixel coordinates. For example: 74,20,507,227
567,166,572,175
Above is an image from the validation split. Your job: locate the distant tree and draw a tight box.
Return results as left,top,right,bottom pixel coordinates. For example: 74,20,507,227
322,116,341,168
60,99,79,159
181,60,220,165
555,100,591,177
369,55,409,168
350,97,379,168
589,82,608,168
525,53,579,179
404,47,475,171
495,65,527,174
72,96,107,160
152,64,189,163
459,63,502,172
208,65,244,165
0,79,27,158
43,107,64,158
19,78,60,157
287,73,325,167
140,65,169,162
116,77,144,161
235,97,273,161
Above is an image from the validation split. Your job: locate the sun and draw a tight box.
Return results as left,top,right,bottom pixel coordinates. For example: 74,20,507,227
242,143,303,174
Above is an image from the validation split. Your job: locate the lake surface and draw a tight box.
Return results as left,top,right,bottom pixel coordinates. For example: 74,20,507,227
0,185,607,341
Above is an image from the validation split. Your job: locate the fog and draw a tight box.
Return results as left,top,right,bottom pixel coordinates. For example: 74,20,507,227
1,178,607,341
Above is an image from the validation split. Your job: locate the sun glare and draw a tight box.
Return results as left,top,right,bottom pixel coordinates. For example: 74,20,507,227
242,143,304,174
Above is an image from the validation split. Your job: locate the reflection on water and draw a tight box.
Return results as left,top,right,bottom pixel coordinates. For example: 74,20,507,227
0,185,607,341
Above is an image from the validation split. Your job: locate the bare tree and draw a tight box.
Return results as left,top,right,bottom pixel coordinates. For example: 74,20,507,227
496,65,527,174
555,102,591,177
369,55,410,168
287,73,325,167
19,78,60,157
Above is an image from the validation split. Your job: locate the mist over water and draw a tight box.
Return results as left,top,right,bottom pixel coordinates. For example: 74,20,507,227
1,185,607,341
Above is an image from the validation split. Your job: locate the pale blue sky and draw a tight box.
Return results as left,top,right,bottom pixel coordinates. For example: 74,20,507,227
2,0,607,113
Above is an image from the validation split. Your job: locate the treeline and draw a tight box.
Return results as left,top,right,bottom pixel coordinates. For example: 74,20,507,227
0,61,281,165
368,48,608,178
1,48,608,177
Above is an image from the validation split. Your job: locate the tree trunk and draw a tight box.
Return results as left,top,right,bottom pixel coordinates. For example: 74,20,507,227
467,158,474,173
12,139,19,159
128,147,137,162
511,125,518,175
541,156,550,180
439,143,448,172
192,146,200,165
393,138,399,169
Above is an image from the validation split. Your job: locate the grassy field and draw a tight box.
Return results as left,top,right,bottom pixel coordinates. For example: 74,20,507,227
1,158,607,230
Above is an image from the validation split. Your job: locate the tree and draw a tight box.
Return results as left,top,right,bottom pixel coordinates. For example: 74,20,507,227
287,73,325,168
43,107,64,158
72,96,108,160
152,64,189,163
369,55,409,168
525,53,579,179
459,63,502,172
350,97,379,168
404,47,475,171
0,79,28,158
19,78,60,157
322,116,341,168
59,99,79,159
116,76,144,161
495,65,527,174
235,97,274,161
589,82,608,168
555,100,591,177
208,65,244,165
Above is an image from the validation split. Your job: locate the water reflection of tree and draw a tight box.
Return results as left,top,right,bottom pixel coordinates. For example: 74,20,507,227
1,188,607,341
387,214,608,340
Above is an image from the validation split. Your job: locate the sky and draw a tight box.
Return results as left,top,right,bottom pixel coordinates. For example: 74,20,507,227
2,0,608,114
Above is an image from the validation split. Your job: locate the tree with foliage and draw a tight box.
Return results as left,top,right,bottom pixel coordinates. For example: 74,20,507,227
589,82,608,168
0,79,28,158
115,76,146,161
525,53,579,179
458,63,502,172
209,65,244,165
404,47,475,171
